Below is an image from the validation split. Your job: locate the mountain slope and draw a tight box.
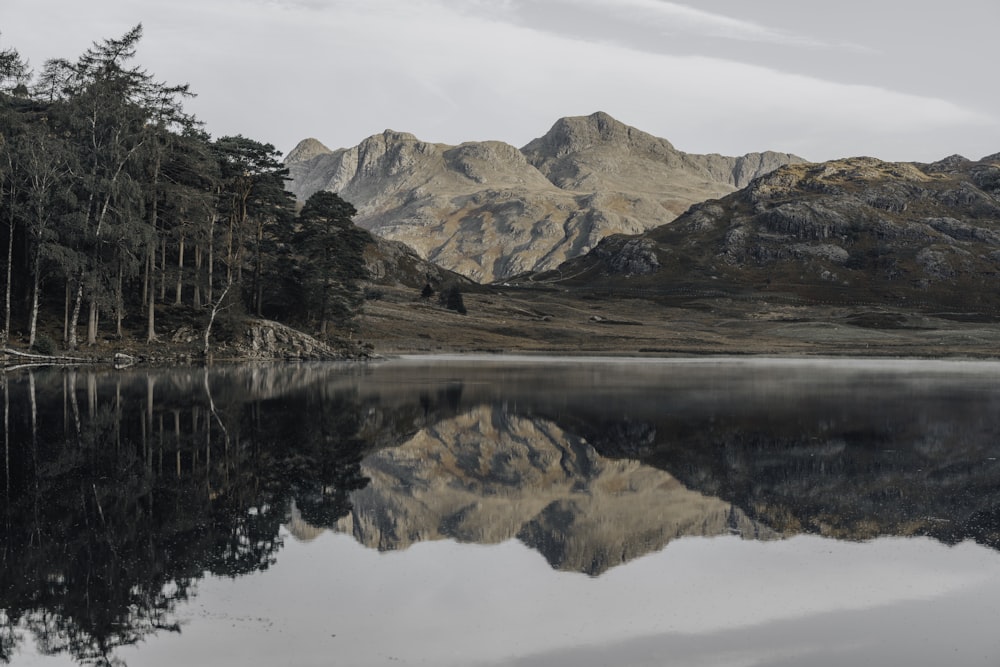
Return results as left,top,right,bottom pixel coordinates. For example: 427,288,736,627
285,113,803,282
543,153,1000,314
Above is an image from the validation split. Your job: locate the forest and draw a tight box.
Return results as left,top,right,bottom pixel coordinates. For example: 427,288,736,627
0,25,370,355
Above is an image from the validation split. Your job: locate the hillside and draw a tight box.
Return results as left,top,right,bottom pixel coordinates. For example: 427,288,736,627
285,112,802,283
539,153,1000,314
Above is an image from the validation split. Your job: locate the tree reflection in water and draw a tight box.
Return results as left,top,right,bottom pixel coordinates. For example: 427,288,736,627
0,366,368,665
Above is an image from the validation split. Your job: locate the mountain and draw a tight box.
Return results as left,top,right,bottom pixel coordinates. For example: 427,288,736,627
285,112,803,283
521,111,800,197
542,153,1000,314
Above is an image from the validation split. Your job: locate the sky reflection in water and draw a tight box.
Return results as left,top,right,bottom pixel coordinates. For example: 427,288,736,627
111,532,1000,667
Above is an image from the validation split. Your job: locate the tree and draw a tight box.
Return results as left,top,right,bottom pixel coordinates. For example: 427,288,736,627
158,128,217,309
439,285,467,315
40,25,194,348
0,98,23,344
0,38,29,95
294,191,371,337
140,93,199,342
212,135,294,317
14,120,74,348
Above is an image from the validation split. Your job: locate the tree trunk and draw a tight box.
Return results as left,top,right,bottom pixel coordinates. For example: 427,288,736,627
68,273,84,350
193,243,202,309
203,280,231,360
3,206,14,345
27,268,41,350
115,256,124,338
63,280,71,345
175,231,185,305
253,220,263,317
159,236,167,302
87,298,98,346
225,213,234,287
207,214,215,306
142,244,150,307
147,244,157,343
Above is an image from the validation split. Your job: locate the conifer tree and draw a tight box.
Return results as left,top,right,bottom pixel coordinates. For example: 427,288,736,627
294,191,371,337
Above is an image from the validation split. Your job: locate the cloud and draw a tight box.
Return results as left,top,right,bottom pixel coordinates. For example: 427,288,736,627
3,0,996,161
552,0,833,47
247,2,989,158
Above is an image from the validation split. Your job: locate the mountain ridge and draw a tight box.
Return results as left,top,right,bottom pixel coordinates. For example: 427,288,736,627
285,112,804,282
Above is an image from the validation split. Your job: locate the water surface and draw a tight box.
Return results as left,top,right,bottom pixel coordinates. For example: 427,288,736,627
3,357,1000,665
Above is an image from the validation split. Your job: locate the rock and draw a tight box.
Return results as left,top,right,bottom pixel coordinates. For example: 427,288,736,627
232,319,349,360
923,154,971,173
790,243,850,264
593,237,661,275
170,325,198,344
916,247,956,281
113,352,138,369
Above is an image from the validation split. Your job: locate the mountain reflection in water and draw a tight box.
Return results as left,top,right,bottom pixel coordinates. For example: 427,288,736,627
3,357,1000,665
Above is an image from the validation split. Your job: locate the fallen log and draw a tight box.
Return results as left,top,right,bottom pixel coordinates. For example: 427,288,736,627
2,347,93,366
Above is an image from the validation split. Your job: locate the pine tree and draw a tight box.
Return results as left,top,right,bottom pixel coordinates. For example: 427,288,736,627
294,191,371,337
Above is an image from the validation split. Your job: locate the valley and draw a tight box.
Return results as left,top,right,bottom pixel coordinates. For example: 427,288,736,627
357,282,1000,358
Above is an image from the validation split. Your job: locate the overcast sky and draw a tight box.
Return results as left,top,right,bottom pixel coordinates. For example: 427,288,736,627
3,0,998,163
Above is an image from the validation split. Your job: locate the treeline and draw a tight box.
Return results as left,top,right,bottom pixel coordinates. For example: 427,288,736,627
0,25,370,353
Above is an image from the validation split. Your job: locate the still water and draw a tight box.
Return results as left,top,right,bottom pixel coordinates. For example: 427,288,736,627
2,356,1000,666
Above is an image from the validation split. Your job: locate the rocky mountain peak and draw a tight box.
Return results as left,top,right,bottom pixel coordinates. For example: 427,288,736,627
925,153,973,173
285,137,333,164
354,129,436,180
443,140,534,184
364,129,422,146
522,111,676,160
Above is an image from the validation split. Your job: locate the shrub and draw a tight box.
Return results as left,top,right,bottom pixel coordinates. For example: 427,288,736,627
439,286,467,315
32,334,56,356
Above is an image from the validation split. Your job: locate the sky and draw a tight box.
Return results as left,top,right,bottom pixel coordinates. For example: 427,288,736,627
3,0,998,163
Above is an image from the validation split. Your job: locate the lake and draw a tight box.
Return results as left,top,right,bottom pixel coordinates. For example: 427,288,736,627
2,356,1000,666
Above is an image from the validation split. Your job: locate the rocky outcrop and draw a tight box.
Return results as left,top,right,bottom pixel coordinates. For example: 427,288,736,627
591,236,662,275
225,319,353,360
286,112,802,283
